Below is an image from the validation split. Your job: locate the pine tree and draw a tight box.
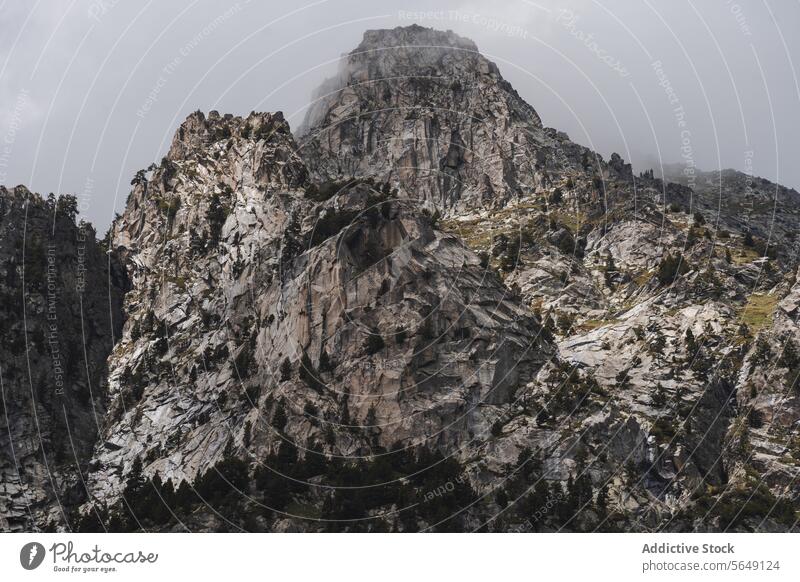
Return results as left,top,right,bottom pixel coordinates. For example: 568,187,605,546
651,383,667,407
496,488,509,508
272,401,287,432
657,252,689,285
125,456,146,498
174,480,195,510
319,350,333,373
685,328,697,356
365,332,385,355
596,484,610,515
279,357,292,381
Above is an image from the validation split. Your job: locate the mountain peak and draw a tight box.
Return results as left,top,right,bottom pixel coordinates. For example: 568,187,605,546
343,24,496,82
166,109,294,162
299,26,544,210
356,24,479,52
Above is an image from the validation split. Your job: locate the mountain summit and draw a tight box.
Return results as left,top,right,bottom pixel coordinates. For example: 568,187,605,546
1,26,799,533
300,25,555,212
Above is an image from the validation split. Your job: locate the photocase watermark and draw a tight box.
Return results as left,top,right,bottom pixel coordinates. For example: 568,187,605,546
726,0,752,37
507,489,565,532
739,149,756,228
360,357,405,372
45,245,65,395
651,60,696,189
397,10,530,39
19,542,46,570
421,472,470,503
20,541,158,574
0,88,30,184
136,3,247,119
556,9,629,78
75,177,95,293
87,0,121,22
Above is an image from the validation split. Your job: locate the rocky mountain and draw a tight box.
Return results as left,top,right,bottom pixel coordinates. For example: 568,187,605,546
662,164,800,262
1,25,799,532
299,24,619,215
0,186,127,531
77,108,556,532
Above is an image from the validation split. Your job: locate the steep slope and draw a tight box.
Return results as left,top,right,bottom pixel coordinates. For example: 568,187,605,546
299,26,800,531
78,110,556,531
0,186,126,531
300,25,628,215
4,24,798,533
662,165,800,262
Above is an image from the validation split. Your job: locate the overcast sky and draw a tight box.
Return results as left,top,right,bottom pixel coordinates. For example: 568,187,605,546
1,0,798,231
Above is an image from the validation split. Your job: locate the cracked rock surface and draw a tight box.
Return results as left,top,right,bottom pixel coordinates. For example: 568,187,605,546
2,25,799,532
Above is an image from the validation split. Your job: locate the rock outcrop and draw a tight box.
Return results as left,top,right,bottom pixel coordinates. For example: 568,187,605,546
300,25,590,214
2,25,799,532
79,109,554,532
0,186,126,531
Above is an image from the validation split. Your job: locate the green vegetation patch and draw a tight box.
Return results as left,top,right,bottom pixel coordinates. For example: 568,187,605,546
739,293,778,332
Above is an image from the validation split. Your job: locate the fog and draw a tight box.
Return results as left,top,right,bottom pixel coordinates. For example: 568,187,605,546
1,0,797,231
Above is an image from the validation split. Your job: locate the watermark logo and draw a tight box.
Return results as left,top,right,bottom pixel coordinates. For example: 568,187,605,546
20,542,46,570
556,9,630,78
397,10,530,39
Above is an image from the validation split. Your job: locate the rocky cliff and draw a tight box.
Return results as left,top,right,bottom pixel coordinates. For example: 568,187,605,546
299,25,609,215
76,107,555,532
1,25,799,532
0,186,126,531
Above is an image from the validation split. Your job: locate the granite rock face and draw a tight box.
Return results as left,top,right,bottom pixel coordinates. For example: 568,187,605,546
83,109,553,510
2,25,799,532
294,26,800,531
299,25,584,214
0,186,126,531
662,165,800,262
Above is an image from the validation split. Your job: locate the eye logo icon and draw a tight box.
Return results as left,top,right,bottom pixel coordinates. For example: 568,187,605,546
20,542,46,570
